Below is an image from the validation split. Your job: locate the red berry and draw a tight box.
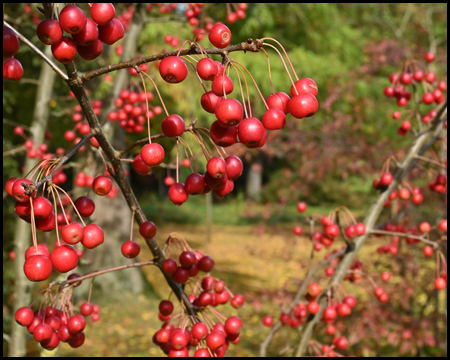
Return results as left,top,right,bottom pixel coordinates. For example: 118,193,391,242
140,143,165,167
210,121,237,147
201,91,223,113
159,56,188,84
92,175,113,196
224,316,242,336
307,302,320,314
98,18,124,45
262,108,286,130
80,302,94,316
380,173,393,187
90,3,116,26
23,255,53,282
179,251,196,269
50,245,78,273
3,58,24,81
238,117,266,147
288,93,319,119
172,267,190,283
32,196,53,219
36,19,63,45
51,36,77,64
61,222,84,245
77,39,103,61
15,307,35,327
59,5,87,34
211,75,234,96
266,92,290,114
197,58,218,81
435,277,446,290
12,178,35,203
262,315,273,327
207,157,227,179
225,155,243,180
121,240,141,258
67,315,86,334
133,154,152,175
163,258,178,275
33,323,53,342
169,183,189,206
198,256,215,272
325,224,340,238
206,331,226,350
293,226,303,235
72,18,99,46
74,196,95,217
139,221,157,239
290,78,318,97
208,24,232,49
3,26,20,58
215,98,243,127
400,73,412,85
424,52,435,62
81,224,104,249
161,114,185,137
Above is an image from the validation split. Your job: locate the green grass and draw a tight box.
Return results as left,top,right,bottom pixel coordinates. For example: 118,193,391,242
140,192,370,227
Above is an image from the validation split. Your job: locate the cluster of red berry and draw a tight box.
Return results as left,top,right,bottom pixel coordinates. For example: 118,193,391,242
109,89,163,133
5,169,113,282
310,217,365,252
14,290,101,350
138,24,318,208
383,52,447,136
151,235,244,357
64,98,102,147
265,282,355,354
148,3,248,43
36,4,123,63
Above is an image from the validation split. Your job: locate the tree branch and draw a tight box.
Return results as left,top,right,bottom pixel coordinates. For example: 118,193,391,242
81,39,264,83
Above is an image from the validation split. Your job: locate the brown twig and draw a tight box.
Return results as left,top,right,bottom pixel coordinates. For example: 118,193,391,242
81,39,264,83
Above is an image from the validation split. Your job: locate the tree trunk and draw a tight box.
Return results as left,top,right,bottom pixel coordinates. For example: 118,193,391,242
246,156,264,202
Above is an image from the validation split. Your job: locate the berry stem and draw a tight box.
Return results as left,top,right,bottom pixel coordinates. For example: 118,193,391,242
138,70,153,143
49,186,61,246
140,71,170,119
28,197,38,249
261,47,275,95
176,139,179,184
178,137,198,173
181,55,208,92
48,259,156,289
230,62,250,118
262,42,298,95
232,59,269,110
52,184,86,227
176,40,193,58
261,37,299,81
196,127,227,159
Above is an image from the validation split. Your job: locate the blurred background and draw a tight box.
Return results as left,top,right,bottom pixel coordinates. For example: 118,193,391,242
3,3,447,357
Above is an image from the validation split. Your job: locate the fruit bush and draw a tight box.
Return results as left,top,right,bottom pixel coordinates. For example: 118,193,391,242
3,3,447,357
